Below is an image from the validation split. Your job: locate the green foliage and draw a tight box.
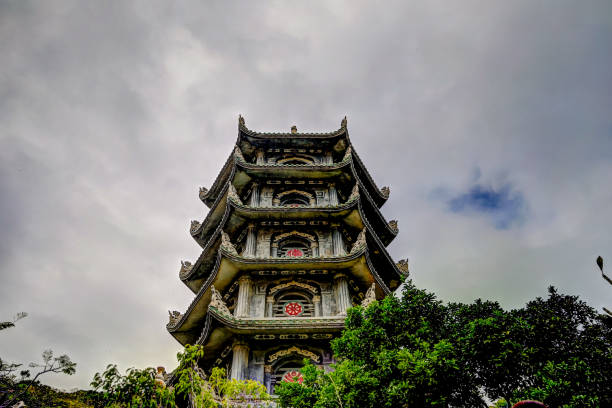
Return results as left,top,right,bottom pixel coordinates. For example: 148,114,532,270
277,282,612,408
91,365,175,408
92,344,270,408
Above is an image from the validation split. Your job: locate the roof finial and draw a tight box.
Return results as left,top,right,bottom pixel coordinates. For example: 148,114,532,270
341,116,347,129
238,115,245,127
291,125,297,134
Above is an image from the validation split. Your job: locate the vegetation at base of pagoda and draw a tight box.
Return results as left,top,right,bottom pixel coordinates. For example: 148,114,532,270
275,281,612,408
91,344,271,408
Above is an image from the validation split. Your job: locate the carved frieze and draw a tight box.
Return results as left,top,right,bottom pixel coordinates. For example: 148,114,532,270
350,228,367,255
221,231,238,255
210,286,232,316
268,281,318,295
268,346,320,363
361,283,377,308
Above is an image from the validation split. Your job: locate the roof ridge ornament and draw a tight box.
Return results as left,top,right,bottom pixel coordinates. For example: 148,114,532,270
228,184,242,205
341,116,347,129
397,259,409,277
361,283,376,308
350,228,367,255
210,286,232,316
179,261,193,279
190,220,201,236
388,220,399,234
221,231,238,255
291,125,297,134
381,186,390,198
199,187,209,200
238,114,245,128
167,310,183,327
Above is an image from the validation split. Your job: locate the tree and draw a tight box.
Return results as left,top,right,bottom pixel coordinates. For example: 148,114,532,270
276,282,612,408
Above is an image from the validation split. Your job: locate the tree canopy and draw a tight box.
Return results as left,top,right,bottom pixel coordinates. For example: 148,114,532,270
276,282,612,408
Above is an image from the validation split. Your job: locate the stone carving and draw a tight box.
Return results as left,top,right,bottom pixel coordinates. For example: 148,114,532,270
233,146,246,162
341,116,347,129
268,281,318,295
190,220,201,235
347,184,359,202
199,186,209,200
381,186,390,198
221,231,238,255
276,189,314,202
210,286,232,316
291,125,297,134
168,310,182,326
342,146,352,162
228,184,242,205
238,114,245,127
388,220,399,233
179,261,193,278
361,283,377,308
397,259,409,276
268,346,320,363
155,367,166,388
350,228,367,255
273,230,317,243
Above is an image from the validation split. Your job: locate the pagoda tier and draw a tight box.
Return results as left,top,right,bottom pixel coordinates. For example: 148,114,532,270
199,117,390,210
167,117,406,393
183,183,399,293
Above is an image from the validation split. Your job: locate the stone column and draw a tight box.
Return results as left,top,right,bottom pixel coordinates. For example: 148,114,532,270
249,183,260,207
271,242,279,257
313,295,322,316
256,150,265,165
230,341,250,381
234,275,252,318
243,224,257,257
325,151,333,164
265,295,275,317
310,241,319,257
329,184,339,206
264,365,273,394
331,226,346,256
334,273,352,315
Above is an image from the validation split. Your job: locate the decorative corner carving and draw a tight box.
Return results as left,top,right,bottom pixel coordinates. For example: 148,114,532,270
397,259,409,276
228,184,242,205
347,184,359,202
388,220,399,233
199,186,209,200
167,310,182,326
361,283,377,308
341,116,347,129
179,261,193,278
350,228,367,255
221,231,238,255
210,286,232,316
233,146,246,162
238,114,245,127
291,125,298,134
190,220,201,235
342,145,352,162
381,186,390,198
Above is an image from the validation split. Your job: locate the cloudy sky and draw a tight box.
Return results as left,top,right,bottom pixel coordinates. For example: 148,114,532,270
1,0,612,390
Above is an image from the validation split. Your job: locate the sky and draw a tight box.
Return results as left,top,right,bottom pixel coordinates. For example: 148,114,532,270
1,0,612,390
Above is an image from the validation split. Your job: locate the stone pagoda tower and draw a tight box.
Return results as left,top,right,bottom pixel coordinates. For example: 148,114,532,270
167,116,408,393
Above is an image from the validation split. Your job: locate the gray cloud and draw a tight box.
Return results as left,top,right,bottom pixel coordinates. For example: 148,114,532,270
1,0,611,389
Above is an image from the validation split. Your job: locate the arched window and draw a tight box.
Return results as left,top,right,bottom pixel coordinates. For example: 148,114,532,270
273,359,304,389
272,290,314,317
276,155,315,165
278,238,310,257
279,193,310,207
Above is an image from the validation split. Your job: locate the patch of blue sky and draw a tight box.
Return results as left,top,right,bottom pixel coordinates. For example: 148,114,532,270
447,184,526,229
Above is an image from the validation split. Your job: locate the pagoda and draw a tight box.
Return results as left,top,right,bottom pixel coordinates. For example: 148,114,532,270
166,116,408,393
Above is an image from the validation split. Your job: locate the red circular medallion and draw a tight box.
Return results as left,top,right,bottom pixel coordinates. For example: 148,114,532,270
286,248,304,257
282,370,304,384
284,302,303,316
